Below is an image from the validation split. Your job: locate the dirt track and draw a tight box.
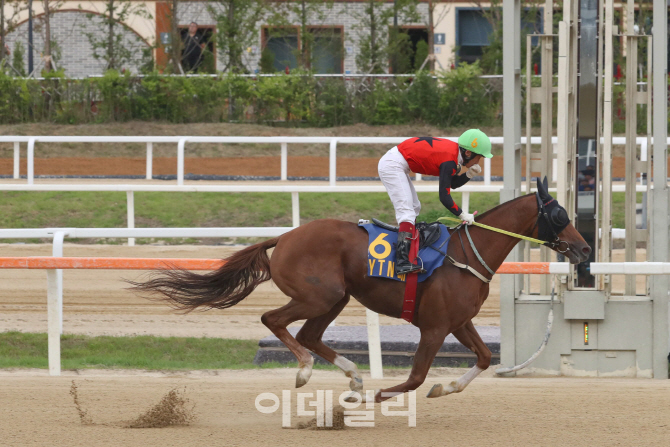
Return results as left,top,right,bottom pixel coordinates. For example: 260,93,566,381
0,244,500,339
1,368,669,447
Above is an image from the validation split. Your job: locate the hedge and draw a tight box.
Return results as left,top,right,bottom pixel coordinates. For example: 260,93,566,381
0,64,500,127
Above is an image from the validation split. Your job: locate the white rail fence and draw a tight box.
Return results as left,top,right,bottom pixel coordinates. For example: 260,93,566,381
0,183,639,246
0,135,656,186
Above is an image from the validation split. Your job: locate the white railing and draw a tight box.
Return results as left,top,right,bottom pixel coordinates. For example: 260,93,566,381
0,135,657,186
0,183,643,247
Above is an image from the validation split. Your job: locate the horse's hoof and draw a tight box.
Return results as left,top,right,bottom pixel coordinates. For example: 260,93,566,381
295,368,312,388
344,391,361,403
350,376,364,392
426,383,444,398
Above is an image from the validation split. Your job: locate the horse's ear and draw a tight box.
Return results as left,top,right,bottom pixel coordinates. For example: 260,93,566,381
536,177,552,201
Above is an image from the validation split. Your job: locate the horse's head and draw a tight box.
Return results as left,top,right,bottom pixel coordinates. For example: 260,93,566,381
535,177,591,264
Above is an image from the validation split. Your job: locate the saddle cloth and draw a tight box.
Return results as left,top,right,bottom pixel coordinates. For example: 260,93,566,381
358,222,451,283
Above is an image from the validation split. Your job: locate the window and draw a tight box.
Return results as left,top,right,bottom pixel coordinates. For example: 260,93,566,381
263,27,299,72
179,26,215,73
309,27,343,74
262,26,342,74
456,8,543,66
456,9,493,65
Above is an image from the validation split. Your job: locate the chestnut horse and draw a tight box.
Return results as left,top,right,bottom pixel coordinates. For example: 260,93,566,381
130,179,590,402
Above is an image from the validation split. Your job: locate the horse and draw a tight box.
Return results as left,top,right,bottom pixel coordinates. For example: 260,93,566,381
129,178,591,402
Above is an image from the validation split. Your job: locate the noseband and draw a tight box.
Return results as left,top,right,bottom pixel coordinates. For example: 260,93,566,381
535,193,570,253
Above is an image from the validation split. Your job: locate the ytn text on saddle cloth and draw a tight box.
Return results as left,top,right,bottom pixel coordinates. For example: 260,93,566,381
358,223,451,282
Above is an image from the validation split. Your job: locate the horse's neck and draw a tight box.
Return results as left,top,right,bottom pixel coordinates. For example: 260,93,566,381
474,195,539,270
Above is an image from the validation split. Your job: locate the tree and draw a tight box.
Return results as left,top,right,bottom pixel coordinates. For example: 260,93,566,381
477,0,542,75
353,0,418,74
207,0,266,73
1,1,23,65
39,0,63,72
80,0,152,71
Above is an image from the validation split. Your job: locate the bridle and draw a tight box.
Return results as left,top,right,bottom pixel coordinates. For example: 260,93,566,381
533,192,571,254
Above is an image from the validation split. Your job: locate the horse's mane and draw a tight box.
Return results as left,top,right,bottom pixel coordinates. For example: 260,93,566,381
475,193,534,222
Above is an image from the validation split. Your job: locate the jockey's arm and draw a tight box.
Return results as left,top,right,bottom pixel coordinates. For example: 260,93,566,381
450,169,472,189
438,161,464,217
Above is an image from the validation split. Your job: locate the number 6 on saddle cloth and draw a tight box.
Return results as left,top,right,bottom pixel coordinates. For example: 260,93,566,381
358,221,451,283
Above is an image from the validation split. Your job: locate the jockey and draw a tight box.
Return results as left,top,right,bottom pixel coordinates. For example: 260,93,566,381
378,130,493,275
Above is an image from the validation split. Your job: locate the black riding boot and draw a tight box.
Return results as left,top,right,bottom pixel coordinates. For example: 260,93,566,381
395,232,423,275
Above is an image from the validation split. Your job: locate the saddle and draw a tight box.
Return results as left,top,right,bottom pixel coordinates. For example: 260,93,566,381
371,218,442,250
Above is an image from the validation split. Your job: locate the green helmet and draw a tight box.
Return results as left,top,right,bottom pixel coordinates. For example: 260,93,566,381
458,129,492,158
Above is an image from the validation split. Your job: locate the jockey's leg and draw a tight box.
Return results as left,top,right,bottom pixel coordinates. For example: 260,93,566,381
295,295,364,392
426,321,491,397
378,147,417,226
406,171,422,217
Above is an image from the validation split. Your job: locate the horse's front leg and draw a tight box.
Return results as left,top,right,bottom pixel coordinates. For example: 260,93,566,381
347,327,447,403
426,320,491,398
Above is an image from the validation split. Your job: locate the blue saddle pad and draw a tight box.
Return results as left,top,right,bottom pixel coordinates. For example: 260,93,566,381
358,223,451,283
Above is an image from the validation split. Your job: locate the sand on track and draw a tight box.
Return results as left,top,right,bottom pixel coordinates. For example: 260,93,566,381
1,367,669,447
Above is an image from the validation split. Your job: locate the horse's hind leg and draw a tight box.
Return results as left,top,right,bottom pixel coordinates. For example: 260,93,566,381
295,294,364,392
426,320,491,398
261,299,333,388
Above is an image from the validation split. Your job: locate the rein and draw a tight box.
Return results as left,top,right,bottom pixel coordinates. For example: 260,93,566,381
437,215,547,245
437,195,571,283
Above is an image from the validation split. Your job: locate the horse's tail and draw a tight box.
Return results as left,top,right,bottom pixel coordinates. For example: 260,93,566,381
128,237,280,312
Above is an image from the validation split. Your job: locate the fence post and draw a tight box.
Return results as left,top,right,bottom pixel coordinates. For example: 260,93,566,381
146,142,153,180
127,191,135,246
462,192,470,214
177,138,186,186
291,192,300,227
366,309,384,379
13,142,20,179
281,143,288,181
484,158,491,185
52,231,65,335
46,269,61,376
416,173,423,181
27,138,35,185
329,140,337,186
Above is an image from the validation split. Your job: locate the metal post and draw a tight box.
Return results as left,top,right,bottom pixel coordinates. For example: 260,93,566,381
13,142,19,179
651,0,668,379
281,143,288,181
291,192,300,227
500,0,522,372
146,142,153,180
601,0,613,289
177,138,186,186
27,138,35,185
624,1,637,294
127,191,135,246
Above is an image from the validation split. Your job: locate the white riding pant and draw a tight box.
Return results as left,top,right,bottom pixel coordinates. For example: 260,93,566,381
378,147,421,225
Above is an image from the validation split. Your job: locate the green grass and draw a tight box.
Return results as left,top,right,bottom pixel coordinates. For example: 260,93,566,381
0,190,630,244
0,331,345,371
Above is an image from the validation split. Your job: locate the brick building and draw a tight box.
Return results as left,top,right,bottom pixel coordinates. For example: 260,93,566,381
0,1,507,77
